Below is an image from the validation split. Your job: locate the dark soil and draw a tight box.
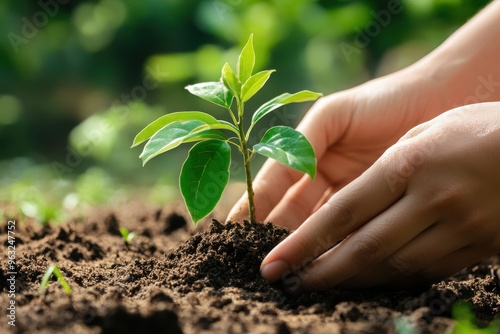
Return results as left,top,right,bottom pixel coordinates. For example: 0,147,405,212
1,202,499,334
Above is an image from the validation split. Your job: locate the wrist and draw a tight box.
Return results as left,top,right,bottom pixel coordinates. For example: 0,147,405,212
406,1,500,110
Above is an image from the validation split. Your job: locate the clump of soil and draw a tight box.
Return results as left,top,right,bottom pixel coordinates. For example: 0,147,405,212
160,220,289,293
1,202,499,334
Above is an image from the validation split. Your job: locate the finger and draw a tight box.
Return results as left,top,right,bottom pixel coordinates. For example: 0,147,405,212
313,187,337,213
356,201,500,288
339,206,500,290
227,160,302,222
259,152,409,284
228,96,353,222
417,244,494,282
255,141,374,227
266,172,332,229
295,95,352,158
340,222,467,289
389,244,491,289
318,147,382,187
293,192,435,291
226,192,249,222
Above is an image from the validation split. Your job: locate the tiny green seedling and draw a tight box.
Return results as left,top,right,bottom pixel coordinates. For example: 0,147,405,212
394,316,417,334
40,264,72,295
452,302,498,334
132,34,322,223
119,227,136,244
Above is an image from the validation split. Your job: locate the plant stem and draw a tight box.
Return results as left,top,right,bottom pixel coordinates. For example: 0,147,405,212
236,103,256,223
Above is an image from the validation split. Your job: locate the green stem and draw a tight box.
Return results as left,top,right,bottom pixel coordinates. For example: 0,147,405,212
227,107,238,126
236,102,256,223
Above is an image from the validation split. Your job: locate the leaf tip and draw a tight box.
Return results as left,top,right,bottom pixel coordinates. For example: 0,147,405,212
131,134,143,148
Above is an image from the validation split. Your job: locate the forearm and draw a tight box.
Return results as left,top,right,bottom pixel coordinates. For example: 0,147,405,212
413,0,500,108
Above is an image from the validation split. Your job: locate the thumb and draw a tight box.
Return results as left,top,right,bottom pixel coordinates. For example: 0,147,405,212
227,192,249,222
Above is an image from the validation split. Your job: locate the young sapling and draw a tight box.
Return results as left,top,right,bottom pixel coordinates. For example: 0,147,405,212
40,264,72,295
133,34,322,223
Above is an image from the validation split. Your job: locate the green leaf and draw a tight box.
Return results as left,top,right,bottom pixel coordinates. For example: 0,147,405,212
132,111,219,147
241,70,275,102
40,264,72,295
218,119,240,133
140,120,206,165
180,140,231,223
251,90,322,125
183,129,228,143
119,227,136,244
237,34,255,84
40,264,56,293
221,62,240,98
185,81,233,108
192,122,240,136
253,126,316,179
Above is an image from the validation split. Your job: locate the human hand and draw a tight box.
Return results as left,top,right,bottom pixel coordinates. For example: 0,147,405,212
258,102,500,291
228,67,450,229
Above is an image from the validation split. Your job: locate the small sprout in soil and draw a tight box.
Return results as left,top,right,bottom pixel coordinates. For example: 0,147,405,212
20,201,61,227
40,264,72,295
452,302,498,333
119,227,136,244
133,34,322,223
394,316,417,334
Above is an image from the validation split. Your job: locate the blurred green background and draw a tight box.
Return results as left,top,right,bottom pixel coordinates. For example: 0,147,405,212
0,0,490,223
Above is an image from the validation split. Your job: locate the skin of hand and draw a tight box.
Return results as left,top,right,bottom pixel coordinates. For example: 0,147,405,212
228,67,450,229
228,1,500,291
229,0,500,228
255,102,500,291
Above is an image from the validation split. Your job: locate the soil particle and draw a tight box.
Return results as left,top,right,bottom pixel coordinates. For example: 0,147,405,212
163,212,187,235
104,214,120,236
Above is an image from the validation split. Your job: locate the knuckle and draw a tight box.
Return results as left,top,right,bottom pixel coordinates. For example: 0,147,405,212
381,139,432,181
321,201,355,235
418,265,442,282
301,267,332,291
311,95,329,110
311,95,337,112
386,254,416,277
399,123,427,141
452,210,489,241
348,234,386,266
286,196,312,222
427,184,466,211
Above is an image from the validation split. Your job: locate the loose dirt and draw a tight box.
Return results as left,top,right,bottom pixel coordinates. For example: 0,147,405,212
1,202,499,333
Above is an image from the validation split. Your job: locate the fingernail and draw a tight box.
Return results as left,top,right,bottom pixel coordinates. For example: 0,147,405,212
260,260,288,282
